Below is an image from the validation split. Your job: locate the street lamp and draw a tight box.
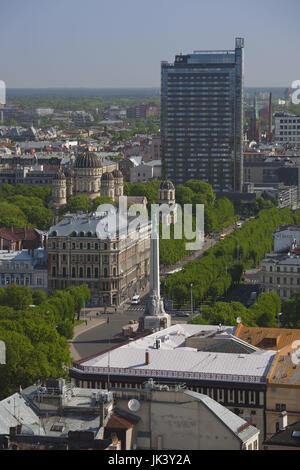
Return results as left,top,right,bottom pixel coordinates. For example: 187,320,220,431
277,312,282,328
190,283,193,317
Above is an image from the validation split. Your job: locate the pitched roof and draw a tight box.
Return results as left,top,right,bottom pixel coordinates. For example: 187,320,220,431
106,413,135,430
0,228,39,242
264,421,300,447
184,391,259,443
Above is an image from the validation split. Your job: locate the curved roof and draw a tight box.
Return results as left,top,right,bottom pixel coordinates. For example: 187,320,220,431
160,180,174,190
75,151,102,169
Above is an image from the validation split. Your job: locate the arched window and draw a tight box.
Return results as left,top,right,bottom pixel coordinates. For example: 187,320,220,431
87,267,91,278
62,243,66,250
80,231,84,237
72,231,77,237
52,231,57,237
104,268,108,278
113,267,117,277
87,232,92,237
72,267,76,278
80,243,83,250
79,267,83,278
95,267,99,278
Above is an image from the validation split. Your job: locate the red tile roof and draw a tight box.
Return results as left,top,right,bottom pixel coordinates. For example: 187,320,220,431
106,413,135,430
0,228,39,242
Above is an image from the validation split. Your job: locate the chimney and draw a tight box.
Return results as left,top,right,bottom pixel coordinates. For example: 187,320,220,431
145,351,150,365
279,411,288,431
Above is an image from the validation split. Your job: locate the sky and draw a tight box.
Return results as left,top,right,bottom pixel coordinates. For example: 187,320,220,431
1,0,299,88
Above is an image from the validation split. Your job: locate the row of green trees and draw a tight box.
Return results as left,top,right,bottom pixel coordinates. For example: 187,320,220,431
189,291,281,328
0,284,90,399
165,206,300,306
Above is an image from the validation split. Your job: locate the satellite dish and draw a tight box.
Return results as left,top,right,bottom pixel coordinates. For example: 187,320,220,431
236,317,242,324
128,399,140,412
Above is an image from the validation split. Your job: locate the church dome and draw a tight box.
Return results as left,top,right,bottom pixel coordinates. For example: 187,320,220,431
160,180,174,190
74,151,102,169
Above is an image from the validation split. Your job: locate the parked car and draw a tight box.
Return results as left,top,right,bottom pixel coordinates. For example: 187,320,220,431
175,311,190,317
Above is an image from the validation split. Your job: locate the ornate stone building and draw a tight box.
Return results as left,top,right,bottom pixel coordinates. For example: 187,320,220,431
50,151,123,208
48,209,151,306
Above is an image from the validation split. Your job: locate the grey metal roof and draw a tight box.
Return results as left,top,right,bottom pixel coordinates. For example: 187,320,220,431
184,391,259,443
77,324,275,384
0,393,44,436
49,210,150,240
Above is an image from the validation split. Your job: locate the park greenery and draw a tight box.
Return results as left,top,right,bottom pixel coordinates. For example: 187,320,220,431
189,291,281,328
0,184,53,230
0,283,90,399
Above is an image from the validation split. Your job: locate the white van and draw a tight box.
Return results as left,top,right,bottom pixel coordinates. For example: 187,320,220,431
131,295,140,305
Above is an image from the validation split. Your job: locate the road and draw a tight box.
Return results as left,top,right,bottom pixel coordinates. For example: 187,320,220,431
71,302,146,360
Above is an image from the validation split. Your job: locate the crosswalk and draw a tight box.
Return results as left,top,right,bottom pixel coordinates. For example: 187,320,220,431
125,304,145,312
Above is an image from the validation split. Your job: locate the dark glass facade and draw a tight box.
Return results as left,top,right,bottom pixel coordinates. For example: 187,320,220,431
161,38,244,191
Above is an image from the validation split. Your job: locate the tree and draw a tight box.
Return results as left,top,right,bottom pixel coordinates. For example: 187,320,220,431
32,290,47,306
0,284,33,311
62,195,92,214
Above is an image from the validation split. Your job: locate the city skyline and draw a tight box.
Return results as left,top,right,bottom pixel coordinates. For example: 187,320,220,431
1,0,299,89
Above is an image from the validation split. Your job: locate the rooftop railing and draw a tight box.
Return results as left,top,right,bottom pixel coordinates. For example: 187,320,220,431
71,364,265,384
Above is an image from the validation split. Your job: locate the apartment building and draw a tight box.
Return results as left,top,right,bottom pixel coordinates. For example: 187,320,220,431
48,209,151,306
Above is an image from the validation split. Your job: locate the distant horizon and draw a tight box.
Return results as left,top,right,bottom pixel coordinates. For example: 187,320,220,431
6,86,288,90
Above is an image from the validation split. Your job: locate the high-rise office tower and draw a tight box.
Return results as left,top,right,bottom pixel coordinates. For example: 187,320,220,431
161,37,244,192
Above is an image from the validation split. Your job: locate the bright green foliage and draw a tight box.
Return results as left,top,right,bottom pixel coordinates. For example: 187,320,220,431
282,292,300,328
92,196,115,211
166,207,295,306
0,283,91,399
61,195,92,214
189,292,281,328
248,292,281,327
0,185,53,230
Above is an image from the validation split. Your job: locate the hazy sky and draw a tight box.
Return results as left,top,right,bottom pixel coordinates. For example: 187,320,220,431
1,0,299,88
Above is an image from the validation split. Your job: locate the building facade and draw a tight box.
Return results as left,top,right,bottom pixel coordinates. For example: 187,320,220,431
161,37,244,191
260,253,300,300
48,210,151,306
0,248,48,293
275,113,300,147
